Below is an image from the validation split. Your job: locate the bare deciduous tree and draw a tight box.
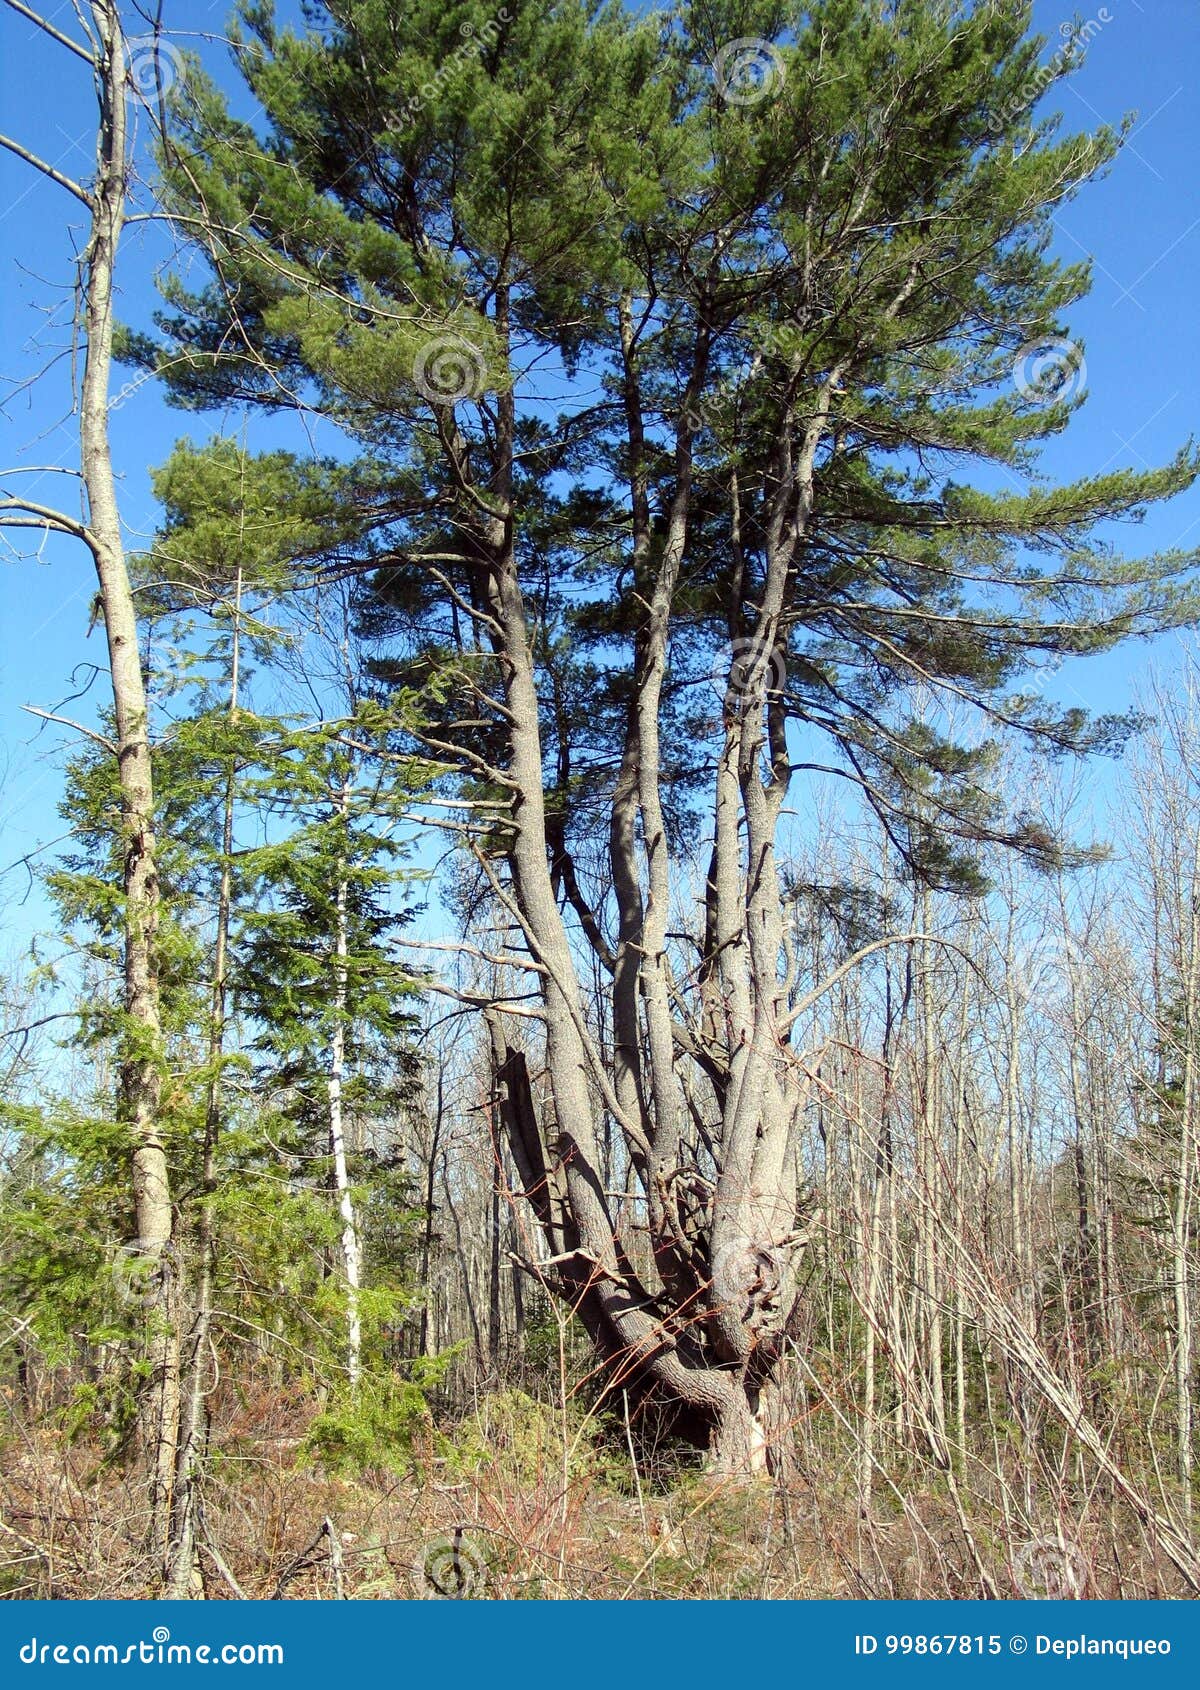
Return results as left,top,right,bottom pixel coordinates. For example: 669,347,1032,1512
0,0,178,1556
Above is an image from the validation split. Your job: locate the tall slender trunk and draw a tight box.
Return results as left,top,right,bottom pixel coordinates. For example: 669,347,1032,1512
860,1047,883,1510
77,1,177,1557
488,1170,503,1372
165,566,242,1597
329,784,362,1391
417,1064,445,1358
918,889,946,1442
1001,909,1033,1513
951,957,972,1471
1172,828,1200,1515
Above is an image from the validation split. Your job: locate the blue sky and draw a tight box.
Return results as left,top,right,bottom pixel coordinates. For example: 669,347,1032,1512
1,0,1199,968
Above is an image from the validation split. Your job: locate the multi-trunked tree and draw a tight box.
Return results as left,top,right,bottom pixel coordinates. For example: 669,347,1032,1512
128,0,1200,1479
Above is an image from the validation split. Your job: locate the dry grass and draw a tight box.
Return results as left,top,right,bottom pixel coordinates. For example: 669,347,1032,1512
2,1380,1193,1602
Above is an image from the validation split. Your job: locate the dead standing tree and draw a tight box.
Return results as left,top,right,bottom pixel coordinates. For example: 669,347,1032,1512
0,0,178,1557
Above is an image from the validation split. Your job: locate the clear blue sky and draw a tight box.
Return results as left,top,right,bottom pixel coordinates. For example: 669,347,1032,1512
1,0,1199,966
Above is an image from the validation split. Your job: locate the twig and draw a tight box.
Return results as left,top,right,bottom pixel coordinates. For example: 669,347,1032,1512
0,134,91,205
21,705,117,754
323,1517,346,1600
196,1503,248,1600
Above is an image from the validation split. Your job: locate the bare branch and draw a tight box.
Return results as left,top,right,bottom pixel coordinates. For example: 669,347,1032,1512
21,704,117,754
0,133,92,206
778,932,981,1037
0,495,95,550
2,0,94,65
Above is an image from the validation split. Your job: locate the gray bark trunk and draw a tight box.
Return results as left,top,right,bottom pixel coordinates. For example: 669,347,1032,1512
329,784,363,1391
80,0,178,1561
164,567,242,1597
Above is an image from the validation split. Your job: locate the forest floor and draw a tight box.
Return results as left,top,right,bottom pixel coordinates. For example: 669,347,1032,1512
3,1382,1193,1602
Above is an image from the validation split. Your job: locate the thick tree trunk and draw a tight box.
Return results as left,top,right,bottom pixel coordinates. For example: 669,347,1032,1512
461,299,841,1471
711,1393,770,1477
708,1376,799,1478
